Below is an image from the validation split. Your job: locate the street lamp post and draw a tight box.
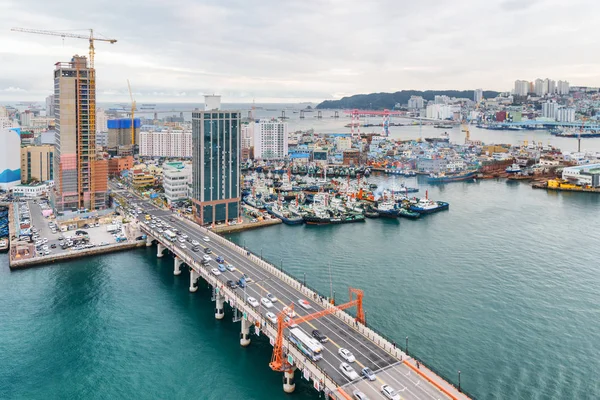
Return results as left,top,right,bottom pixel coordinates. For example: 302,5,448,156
303,272,306,287
458,370,461,392
406,336,409,356
333,290,336,305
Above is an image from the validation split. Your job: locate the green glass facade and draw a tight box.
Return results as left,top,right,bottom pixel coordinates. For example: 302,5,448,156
192,111,240,225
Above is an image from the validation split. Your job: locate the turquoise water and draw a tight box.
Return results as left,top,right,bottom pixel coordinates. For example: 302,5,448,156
2,178,600,399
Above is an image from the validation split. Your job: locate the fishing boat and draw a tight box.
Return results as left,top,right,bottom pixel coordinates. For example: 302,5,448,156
408,197,449,214
398,208,421,219
243,194,265,210
376,200,400,218
505,164,522,174
303,207,331,225
427,170,477,183
265,203,304,225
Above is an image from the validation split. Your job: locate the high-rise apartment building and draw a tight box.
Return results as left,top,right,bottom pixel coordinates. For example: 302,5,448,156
407,96,424,109
139,130,192,158
534,79,546,96
45,95,55,118
21,145,54,183
473,89,483,103
191,95,241,225
542,101,559,119
557,80,570,95
52,55,108,211
163,161,191,204
106,117,140,155
254,119,288,160
514,80,529,96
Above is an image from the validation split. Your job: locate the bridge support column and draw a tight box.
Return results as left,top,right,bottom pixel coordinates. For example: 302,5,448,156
215,293,225,320
173,257,182,276
283,367,297,393
156,243,166,258
240,318,251,347
189,269,198,293
146,237,153,247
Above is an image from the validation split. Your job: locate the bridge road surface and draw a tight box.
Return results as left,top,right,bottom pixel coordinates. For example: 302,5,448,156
114,187,455,400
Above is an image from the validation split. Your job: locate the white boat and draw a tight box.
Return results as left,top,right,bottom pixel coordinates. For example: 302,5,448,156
505,163,522,174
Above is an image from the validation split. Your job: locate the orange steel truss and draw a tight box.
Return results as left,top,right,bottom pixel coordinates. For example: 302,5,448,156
269,287,365,372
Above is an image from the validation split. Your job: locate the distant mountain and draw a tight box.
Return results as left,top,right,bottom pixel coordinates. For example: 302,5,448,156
316,90,500,110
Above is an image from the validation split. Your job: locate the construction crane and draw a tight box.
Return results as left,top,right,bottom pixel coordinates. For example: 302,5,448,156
269,287,365,373
11,27,117,68
127,79,136,146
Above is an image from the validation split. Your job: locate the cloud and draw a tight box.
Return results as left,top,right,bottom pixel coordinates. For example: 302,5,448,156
0,0,599,102
1,87,27,93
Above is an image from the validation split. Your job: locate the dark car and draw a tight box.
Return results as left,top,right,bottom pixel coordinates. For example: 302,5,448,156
50,244,57,249
216,256,224,263
226,280,238,289
191,246,200,252
237,278,246,288
204,248,212,254
312,329,328,343
201,259,209,265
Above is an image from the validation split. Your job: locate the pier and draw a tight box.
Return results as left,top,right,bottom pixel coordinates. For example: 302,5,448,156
127,193,472,399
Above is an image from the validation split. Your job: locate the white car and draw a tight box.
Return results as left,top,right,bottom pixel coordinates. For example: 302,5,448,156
338,348,355,363
211,268,221,276
42,238,48,244
226,264,236,272
182,234,188,239
266,293,278,302
352,390,369,400
191,240,200,246
298,299,312,309
340,362,359,380
179,243,186,248
203,236,210,242
266,312,278,324
261,298,274,308
42,245,48,250
283,306,296,318
178,237,185,243
381,385,400,400
247,297,259,308
203,255,212,262
284,316,298,328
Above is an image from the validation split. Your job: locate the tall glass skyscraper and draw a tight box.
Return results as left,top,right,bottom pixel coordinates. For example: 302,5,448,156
191,96,241,225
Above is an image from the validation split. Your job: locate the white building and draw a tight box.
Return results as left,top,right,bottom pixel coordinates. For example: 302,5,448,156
162,161,192,204
254,119,288,160
542,101,559,119
434,95,450,104
0,106,8,118
96,108,108,133
556,107,575,122
562,164,600,187
407,96,424,109
20,110,33,127
557,80,570,95
336,137,352,150
139,130,192,158
474,89,483,103
514,80,529,96
426,104,454,120
12,183,49,198
241,123,254,150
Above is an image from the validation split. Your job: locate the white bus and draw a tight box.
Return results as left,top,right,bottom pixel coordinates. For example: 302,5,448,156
289,328,323,361
163,230,177,242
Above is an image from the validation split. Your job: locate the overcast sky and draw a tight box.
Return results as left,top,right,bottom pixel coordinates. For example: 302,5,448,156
1,0,599,103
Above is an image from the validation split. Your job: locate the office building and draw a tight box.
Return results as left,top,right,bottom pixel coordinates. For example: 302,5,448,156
0,127,22,190
108,156,134,177
514,80,529,96
474,88,483,103
407,96,424,109
557,80,570,95
21,145,54,183
131,169,155,188
254,119,288,160
542,101,559,119
139,130,192,158
163,161,192,204
53,55,108,211
191,95,241,225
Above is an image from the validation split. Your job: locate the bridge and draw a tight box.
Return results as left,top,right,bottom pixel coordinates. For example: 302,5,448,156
480,121,600,130
113,188,471,400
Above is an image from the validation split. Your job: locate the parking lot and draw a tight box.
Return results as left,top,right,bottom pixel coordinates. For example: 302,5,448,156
26,201,132,259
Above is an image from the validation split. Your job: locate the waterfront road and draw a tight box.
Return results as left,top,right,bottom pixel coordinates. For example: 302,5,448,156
112,186,463,400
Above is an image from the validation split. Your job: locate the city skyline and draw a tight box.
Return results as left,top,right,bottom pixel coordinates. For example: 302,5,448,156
2,0,600,103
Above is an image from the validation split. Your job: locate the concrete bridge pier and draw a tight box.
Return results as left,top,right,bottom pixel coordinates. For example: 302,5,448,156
189,269,199,292
173,257,183,276
146,236,154,247
240,318,251,347
156,243,166,258
215,293,225,320
283,367,297,393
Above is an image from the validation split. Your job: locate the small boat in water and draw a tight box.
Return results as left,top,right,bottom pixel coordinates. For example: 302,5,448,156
376,200,400,218
398,208,421,219
427,170,477,183
505,163,522,174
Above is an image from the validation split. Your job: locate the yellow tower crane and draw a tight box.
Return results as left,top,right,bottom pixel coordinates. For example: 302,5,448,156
11,27,117,68
127,79,136,146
